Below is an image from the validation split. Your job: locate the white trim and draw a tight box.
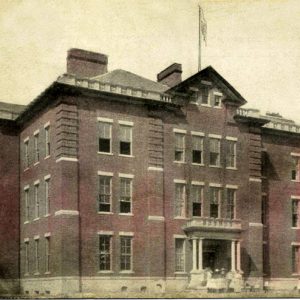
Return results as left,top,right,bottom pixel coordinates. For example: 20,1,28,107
226,167,237,170
119,173,134,178
191,131,205,137
291,195,300,200
97,117,113,123
44,155,51,160
291,242,300,246
56,157,78,163
262,192,267,196
174,179,187,184
148,216,165,221
54,210,79,216
34,180,40,186
173,128,187,134
291,152,300,157
98,171,113,177
24,185,29,191
33,129,40,136
118,120,134,126
119,213,134,216
119,231,134,236
226,136,238,141
173,234,186,239
98,151,114,156
249,177,262,182
249,222,263,227
34,235,40,240
191,181,205,186
44,121,50,128
209,182,222,187
23,136,29,143
226,184,238,189
24,238,29,242
44,232,51,237
213,91,223,96
208,133,222,139
98,211,113,215
118,154,135,158
97,230,114,235
44,174,51,180
201,80,212,85
148,166,164,172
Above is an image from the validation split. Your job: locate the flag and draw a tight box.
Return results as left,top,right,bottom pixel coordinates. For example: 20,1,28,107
199,6,207,45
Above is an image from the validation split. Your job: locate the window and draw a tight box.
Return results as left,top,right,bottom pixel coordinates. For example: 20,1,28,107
45,237,50,273
292,200,300,227
45,178,50,215
120,178,132,214
192,136,203,164
175,183,186,217
262,195,267,225
209,138,220,166
210,187,221,218
119,125,132,155
226,140,236,168
213,94,222,107
25,242,29,274
34,184,39,219
35,239,39,273
191,185,203,217
25,189,30,222
201,88,209,105
120,236,132,271
226,189,236,219
292,245,300,274
174,133,185,162
292,157,299,181
45,126,50,157
99,235,111,271
99,122,112,153
24,140,29,168
98,176,112,212
34,133,39,163
175,239,185,272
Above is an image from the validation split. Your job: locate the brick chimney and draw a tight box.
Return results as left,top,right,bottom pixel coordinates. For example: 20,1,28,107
67,48,108,78
157,63,182,87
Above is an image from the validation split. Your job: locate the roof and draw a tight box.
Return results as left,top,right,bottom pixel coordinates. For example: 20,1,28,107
169,66,247,105
0,101,26,121
92,69,169,93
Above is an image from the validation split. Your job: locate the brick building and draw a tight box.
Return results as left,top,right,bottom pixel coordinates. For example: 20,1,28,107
0,48,300,295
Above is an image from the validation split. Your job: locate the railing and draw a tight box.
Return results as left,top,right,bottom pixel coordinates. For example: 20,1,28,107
183,217,242,231
236,108,261,118
57,74,173,104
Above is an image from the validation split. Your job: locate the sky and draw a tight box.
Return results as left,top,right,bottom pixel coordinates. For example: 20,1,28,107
0,0,299,122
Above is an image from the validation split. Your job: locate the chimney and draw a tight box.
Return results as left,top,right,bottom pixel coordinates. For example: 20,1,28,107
67,48,108,78
157,63,182,87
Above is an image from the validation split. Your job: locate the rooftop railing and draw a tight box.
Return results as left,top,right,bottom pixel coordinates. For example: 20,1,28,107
57,74,173,104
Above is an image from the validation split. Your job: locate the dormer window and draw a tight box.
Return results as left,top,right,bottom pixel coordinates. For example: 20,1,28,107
213,94,222,107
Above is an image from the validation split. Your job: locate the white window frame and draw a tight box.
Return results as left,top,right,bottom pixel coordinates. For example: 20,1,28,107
119,122,133,157
174,131,186,163
209,186,221,218
191,134,204,165
226,188,236,219
175,238,186,273
212,91,223,108
98,175,112,213
191,183,204,217
34,182,40,220
34,132,40,164
120,235,133,272
119,177,133,215
209,136,221,167
292,198,300,228
174,182,186,218
226,138,237,169
98,120,113,155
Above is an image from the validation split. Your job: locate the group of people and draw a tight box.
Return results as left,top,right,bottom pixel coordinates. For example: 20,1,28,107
205,268,243,293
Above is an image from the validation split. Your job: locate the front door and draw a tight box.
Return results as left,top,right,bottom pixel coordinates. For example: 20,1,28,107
203,251,216,270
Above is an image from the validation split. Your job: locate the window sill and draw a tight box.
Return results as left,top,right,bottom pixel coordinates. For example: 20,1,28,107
44,214,50,218
44,272,51,275
119,154,134,158
98,212,113,215
44,155,51,160
213,106,222,109
98,152,114,156
119,270,134,274
174,216,188,220
33,218,40,221
119,213,134,216
292,273,300,277
192,163,204,166
226,167,237,170
98,270,114,274
291,227,300,229
34,272,40,276
24,221,29,224
209,165,221,168
201,104,210,107
291,180,300,183
174,271,187,275
24,273,30,277
34,161,40,166
173,161,186,164
24,167,30,172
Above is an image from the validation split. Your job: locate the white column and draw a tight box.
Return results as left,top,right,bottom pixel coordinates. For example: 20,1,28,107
236,240,241,272
198,238,203,271
192,239,197,271
231,240,236,271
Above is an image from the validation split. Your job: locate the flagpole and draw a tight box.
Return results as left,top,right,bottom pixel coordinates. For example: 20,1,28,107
198,5,201,72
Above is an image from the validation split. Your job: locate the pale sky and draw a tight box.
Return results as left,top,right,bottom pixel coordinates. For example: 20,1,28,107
0,0,299,122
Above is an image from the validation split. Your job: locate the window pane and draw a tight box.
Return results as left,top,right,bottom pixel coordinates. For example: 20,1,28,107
226,141,236,168
226,189,235,219
120,237,132,271
175,184,186,217
175,239,185,272
99,176,111,212
209,139,220,166
99,122,111,139
210,187,220,218
175,134,185,162
99,235,111,271
120,178,132,213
